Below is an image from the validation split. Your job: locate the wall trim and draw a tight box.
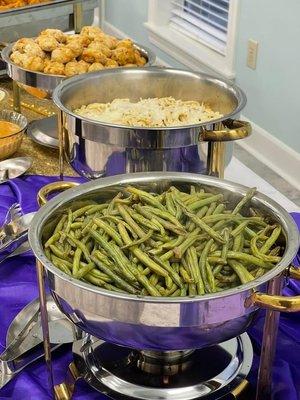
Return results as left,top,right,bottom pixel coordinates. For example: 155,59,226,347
103,20,299,190
102,21,171,67
239,116,300,189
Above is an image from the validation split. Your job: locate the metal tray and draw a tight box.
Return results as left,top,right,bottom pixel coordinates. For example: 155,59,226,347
0,0,97,44
1,42,156,97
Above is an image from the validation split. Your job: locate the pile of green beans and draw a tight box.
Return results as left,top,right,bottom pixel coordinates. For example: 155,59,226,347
43,185,283,297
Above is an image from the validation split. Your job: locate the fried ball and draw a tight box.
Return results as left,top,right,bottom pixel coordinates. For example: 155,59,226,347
23,56,45,72
65,60,89,76
12,38,35,53
105,59,119,68
51,46,75,63
66,34,91,47
88,62,104,72
88,41,112,57
40,29,67,43
36,35,59,52
66,40,84,58
10,51,28,66
23,42,46,58
124,63,137,67
43,61,65,75
80,26,104,40
81,48,108,64
95,35,118,50
116,39,134,49
134,50,147,66
111,47,135,65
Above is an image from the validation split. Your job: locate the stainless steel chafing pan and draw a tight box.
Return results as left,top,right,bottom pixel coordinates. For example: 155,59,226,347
29,172,300,351
52,68,251,179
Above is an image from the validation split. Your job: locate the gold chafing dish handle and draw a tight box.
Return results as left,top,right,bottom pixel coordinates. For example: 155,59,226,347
37,181,79,207
201,119,252,142
246,266,300,312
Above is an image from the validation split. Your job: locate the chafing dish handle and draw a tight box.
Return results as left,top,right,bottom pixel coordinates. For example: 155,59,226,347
246,266,300,312
201,119,252,142
37,181,79,207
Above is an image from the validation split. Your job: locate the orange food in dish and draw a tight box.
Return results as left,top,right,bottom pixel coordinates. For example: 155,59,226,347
0,120,20,137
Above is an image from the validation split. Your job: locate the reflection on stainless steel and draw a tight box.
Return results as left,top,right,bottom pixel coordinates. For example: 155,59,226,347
0,156,32,182
0,294,76,389
1,43,156,98
52,67,250,179
28,172,299,351
71,333,253,400
27,116,59,148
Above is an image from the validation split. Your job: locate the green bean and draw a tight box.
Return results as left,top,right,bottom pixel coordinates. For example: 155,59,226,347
233,233,244,252
188,283,197,296
150,255,183,288
205,202,217,216
227,260,254,284
89,229,136,282
199,239,214,293
142,206,184,229
135,271,161,296
91,255,138,294
213,204,226,215
65,233,91,262
179,266,194,283
206,261,216,292
118,223,168,277
165,192,177,216
173,230,199,258
250,235,281,263
93,218,123,246
171,288,181,297
126,186,165,211
117,204,146,238
75,262,95,279
51,256,70,274
232,188,256,215
72,248,82,276
187,206,208,232
44,232,60,248
49,244,68,259
183,210,225,244
122,230,154,249
188,194,223,211
72,204,97,219
84,273,125,293
213,264,224,277
90,269,112,282
149,274,159,286
51,254,73,270
180,285,187,296
128,211,160,232
54,215,67,235
260,225,282,254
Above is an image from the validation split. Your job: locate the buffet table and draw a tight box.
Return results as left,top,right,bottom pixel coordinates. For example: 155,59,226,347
0,174,299,400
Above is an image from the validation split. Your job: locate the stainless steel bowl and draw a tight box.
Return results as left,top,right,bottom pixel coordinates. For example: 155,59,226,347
1,42,156,98
52,67,251,179
28,172,300,351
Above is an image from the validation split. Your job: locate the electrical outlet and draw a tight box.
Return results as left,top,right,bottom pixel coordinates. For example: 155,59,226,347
247,39,258,70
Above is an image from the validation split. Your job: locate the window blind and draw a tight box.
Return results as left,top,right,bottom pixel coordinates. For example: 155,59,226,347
169,0,230,54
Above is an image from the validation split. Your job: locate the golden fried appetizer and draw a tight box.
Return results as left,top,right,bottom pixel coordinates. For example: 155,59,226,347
134,50,147,66
43,60,65,75
51,46,75,63
12,38,35,53
36,35,59,52
65,60,89,76
116,39,134,49
96,35,118,50
111,47,135,65
88,62,104,72
80,26,104,40
66,40,83,58
23,42,45,58
23,56,44,72
88,41,111,57
40,29,67,43
10,51,28,66
124,63,137,67
66,34,91,48
105,59,119,68
81,48,108,64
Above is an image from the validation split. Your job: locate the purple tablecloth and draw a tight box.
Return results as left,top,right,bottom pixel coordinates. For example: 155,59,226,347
0,176,299,400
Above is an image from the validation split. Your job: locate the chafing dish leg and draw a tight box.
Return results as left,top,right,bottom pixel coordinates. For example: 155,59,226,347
54,362,79,400
12,81,21,113
36,260,56,399
255,274,283,400
58,110,65,180
206,142,225,178
73,2,84,34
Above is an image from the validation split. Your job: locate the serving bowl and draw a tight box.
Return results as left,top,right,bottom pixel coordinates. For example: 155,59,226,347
0,110,27,160
1,42,156,98
29,172,300,351
52,67,251,179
